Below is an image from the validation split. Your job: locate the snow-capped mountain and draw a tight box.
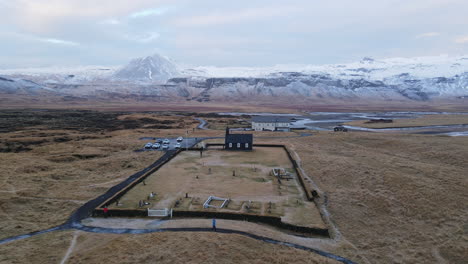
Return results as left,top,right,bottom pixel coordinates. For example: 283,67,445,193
112,54,179,83
0,54,467,103
0,76,52,94
182,55,468,80
165,71,468,102
167,55,468,102
0,66,117,83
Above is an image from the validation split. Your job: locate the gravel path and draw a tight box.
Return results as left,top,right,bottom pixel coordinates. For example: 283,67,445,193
195,117,209,129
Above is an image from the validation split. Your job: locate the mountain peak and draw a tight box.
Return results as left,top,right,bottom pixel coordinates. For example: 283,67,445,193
360,57,375,64
113,54,179,83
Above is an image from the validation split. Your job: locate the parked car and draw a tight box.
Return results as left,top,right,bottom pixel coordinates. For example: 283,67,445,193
152,143,160,149
144,143,153,149
162,144,169,150
334,125,348,132
177,136,183,142
163,138,170,144
175,143,181,149
155,139,163,144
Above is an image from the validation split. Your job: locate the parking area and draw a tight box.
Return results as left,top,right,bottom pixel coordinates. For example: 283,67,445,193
141,137,199,151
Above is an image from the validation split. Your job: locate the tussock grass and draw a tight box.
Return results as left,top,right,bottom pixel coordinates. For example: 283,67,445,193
256,130,468,263
0,111,200,239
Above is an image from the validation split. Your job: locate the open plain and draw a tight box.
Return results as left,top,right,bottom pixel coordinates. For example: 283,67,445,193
0,109,467,264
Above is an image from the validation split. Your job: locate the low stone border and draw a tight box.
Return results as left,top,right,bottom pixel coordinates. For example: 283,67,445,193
203,196,229,209
91,209,329,237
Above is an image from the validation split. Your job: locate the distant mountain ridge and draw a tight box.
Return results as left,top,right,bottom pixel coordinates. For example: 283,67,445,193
0,54,467,104
0,76,51,94
165,71,468,102
182,55,468,79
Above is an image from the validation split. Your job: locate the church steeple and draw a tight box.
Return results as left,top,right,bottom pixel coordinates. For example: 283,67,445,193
226,126,230,136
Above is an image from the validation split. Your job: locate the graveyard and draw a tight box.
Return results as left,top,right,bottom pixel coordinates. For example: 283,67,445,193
107,146,326,229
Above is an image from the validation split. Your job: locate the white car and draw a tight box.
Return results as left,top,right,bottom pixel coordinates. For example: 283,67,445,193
163,138,170,144
152,143,160,149
177,136,183,142
162,144,169,150
175,143,181,149
144,143,153,149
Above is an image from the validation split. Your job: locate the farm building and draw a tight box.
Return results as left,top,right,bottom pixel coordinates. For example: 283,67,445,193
251,116,291,131
224,127,253,151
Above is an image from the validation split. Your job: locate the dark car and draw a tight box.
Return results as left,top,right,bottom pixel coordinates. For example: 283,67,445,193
334,126,348,132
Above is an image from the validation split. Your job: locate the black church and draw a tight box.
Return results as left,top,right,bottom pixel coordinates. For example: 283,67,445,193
224,127,253,151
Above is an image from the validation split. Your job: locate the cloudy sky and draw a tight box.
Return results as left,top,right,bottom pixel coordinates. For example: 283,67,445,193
0,0,467,68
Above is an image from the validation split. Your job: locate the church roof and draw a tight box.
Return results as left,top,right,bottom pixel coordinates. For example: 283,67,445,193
225,133,253,143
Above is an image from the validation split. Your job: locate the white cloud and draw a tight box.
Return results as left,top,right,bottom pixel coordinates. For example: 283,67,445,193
39,38,79,46
5,0,167,33
173,6,300,27
454,35,468,44
1,0,468,67
1,31,80,46
415,32,440,38
129,7,171,19
124,32,160,43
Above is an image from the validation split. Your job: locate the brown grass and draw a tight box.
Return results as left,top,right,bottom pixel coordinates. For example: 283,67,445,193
2,92,468,112
0,112,204,239
0,230,340,264
65,231,339,264
255,131,468,263
346,114,468,128
1,110,467,264
0,230,73,264
203,117,251,130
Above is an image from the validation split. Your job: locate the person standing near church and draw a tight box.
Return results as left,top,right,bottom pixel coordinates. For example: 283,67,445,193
212,218,217,232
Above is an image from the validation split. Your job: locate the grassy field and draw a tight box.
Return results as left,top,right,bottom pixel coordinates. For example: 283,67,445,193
0,230,340,264
1,110,467,264
0,110,203,239
345,114,468,128
202,117,251,130
0,230,73,264
110,147,325,228
2,92,468,113
256,131,468,263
